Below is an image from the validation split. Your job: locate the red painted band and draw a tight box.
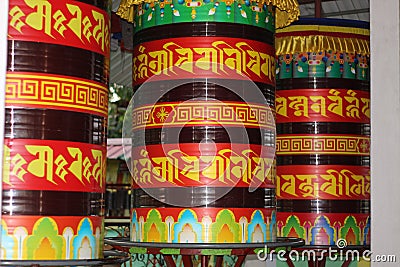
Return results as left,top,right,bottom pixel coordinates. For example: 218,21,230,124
133,37,275,85
132,143,275,188
277,165,370,200
276,89,370,123
8,0,110,56
3,139,105,192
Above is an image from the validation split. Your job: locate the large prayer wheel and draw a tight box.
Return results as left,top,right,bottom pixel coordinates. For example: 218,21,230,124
275,18,370,246
2,0,111,260
116,0,299,244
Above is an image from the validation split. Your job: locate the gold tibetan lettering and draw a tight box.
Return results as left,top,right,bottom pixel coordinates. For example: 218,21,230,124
361,97,370,118
54,154,68,181
344,90,360,119
169,150,199,182
148,50,169,76
242,42,261,77
175,47,194,73
297,175,318,198
218,149,236,182
82,16,93,41
138,149,153,184
66,4,82,40
327,89,343,117
277,174,297,197
260,53,274,81
53,10,67,36
276,96,288,117
193,47,218,73
310,96,327,117
240,149,256,184
92,10,106,51
26,145,55,184
223,46,242,74
82,156,92,182
132,159,139,183
2,145,12,185
201,155,229,183
230,153,249,183
251,156,271,184
9,6,26,33
68,147,83,183
343,169,367,197
164,42,193,74
288,96,309,117
134,46,149,80
320,169,344,197
212,41,234,74
91,149,104,187
25,0,53,37
365,173,370,195
152,156,177,183
11,153,28,183
266,159,276,184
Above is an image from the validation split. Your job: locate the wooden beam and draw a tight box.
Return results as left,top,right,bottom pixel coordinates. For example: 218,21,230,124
301,8,370,18
315,0,322,18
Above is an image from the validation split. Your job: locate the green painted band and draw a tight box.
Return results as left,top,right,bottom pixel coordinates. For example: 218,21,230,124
130,247,148,254
276,52,370,81
134,0,275,33
160,248,181,254
201,248,233,255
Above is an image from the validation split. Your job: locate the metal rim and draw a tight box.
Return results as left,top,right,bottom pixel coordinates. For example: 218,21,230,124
105,237,305,250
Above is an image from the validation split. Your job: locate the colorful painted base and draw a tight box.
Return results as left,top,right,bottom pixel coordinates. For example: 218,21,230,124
277,212,370,246
131,208,276,243
1,216,103,260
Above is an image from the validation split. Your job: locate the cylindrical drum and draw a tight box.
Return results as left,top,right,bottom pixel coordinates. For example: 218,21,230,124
275,18,370,246
3,0,110,260
116,0,299,244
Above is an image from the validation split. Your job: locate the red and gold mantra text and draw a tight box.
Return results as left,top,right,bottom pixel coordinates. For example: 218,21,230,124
276,89,370,123
133,37,275,84
132,144,275,188
3,139,105,192
277,166,370,200
8,0,110,56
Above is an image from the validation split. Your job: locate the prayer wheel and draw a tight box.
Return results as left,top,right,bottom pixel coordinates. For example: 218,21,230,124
2,0,111,260
275,18,370,246
116,0,299,244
